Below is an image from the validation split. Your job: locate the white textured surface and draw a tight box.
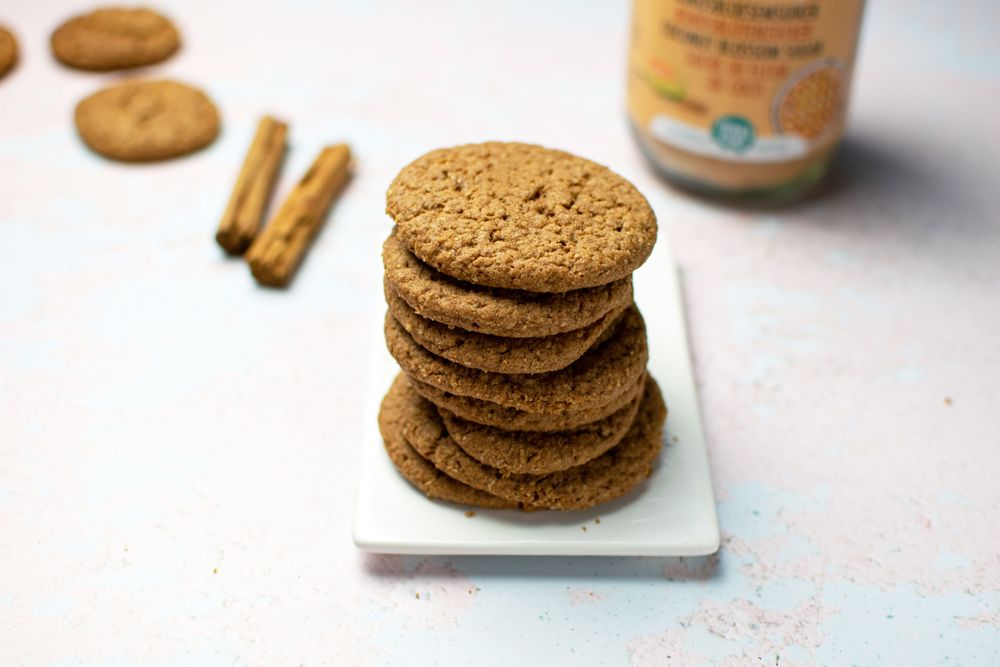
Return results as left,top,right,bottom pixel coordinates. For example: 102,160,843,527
1,0,999,665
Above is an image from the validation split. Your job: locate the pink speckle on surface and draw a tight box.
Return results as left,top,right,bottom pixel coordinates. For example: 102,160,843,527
629,628,709,667
955,608,1000,630
693,598,833,659
361,554,479,630
567,588,608,605
630,598,834,667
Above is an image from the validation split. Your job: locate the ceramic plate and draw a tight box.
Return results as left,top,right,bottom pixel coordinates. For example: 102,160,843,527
352,234,719,556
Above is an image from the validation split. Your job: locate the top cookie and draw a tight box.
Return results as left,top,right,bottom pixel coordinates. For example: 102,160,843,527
0,25,18,80
386,142,657,293
51,7,180,71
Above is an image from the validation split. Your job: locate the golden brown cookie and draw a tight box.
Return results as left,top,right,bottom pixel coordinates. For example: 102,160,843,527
394,373,667,511
386,280,625,374
385,305,648,414
383,231,632,338
386,142,658,292
379,379,519,510
441,383,643,475
74,79,220,162
51,7,180,71
0,24,18,80
409,372,646,433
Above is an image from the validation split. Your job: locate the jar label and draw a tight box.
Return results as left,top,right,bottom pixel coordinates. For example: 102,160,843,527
628,0,864,163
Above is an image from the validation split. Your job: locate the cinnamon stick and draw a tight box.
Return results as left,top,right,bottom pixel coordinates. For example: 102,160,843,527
245,144,351,287
216,116,288,254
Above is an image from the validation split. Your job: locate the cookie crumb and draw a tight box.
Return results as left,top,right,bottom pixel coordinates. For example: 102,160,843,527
944,396,952,406
415,592,420,599
464,510,476,518
212,567,218,574
581,525,588,532
595,517,601,524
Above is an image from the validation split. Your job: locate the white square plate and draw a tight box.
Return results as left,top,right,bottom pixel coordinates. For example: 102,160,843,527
352,234,719,556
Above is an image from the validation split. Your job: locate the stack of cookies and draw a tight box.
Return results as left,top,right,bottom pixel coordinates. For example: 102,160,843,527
378,142,666,511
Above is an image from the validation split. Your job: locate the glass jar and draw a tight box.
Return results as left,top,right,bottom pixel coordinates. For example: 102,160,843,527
628,0,865,201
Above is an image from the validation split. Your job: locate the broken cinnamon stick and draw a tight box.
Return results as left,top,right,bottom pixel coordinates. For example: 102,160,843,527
216,116,288,255
245,143,351,287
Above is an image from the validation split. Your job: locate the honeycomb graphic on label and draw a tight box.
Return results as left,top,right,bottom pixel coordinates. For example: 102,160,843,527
774,61,846,140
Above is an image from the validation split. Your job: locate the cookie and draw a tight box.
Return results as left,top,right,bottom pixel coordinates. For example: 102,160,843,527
75,79,220,162
0,24,17,79
379,378,519,509
441,383,643,475
386,142,658,292
396,373,667,510
383,231,632,338
386,304,648,413
386,280,625,374
410,372,646,433
51,7,180,71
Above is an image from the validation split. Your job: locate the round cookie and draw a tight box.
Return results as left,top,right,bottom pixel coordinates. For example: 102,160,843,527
51,7,180,71
379,378,519,509
386,142,658,293
384,232,632,338
442,384,643,475
386,280,625,374
410,372,646,433
75,79,220,162
0,24,18,80
397,373,667,511
386,304,648,414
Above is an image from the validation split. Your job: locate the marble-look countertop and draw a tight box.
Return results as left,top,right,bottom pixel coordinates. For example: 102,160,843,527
1,0,998,664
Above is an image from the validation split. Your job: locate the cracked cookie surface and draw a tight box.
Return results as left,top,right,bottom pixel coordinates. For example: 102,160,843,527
386,305,648,413
395,373,667,510
52,7,180,71
442,383,643,475
74,79,219,162
383,231,632,338
386,142,657,292
408,372,646,433
379,375,520,509
386,280,625,374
